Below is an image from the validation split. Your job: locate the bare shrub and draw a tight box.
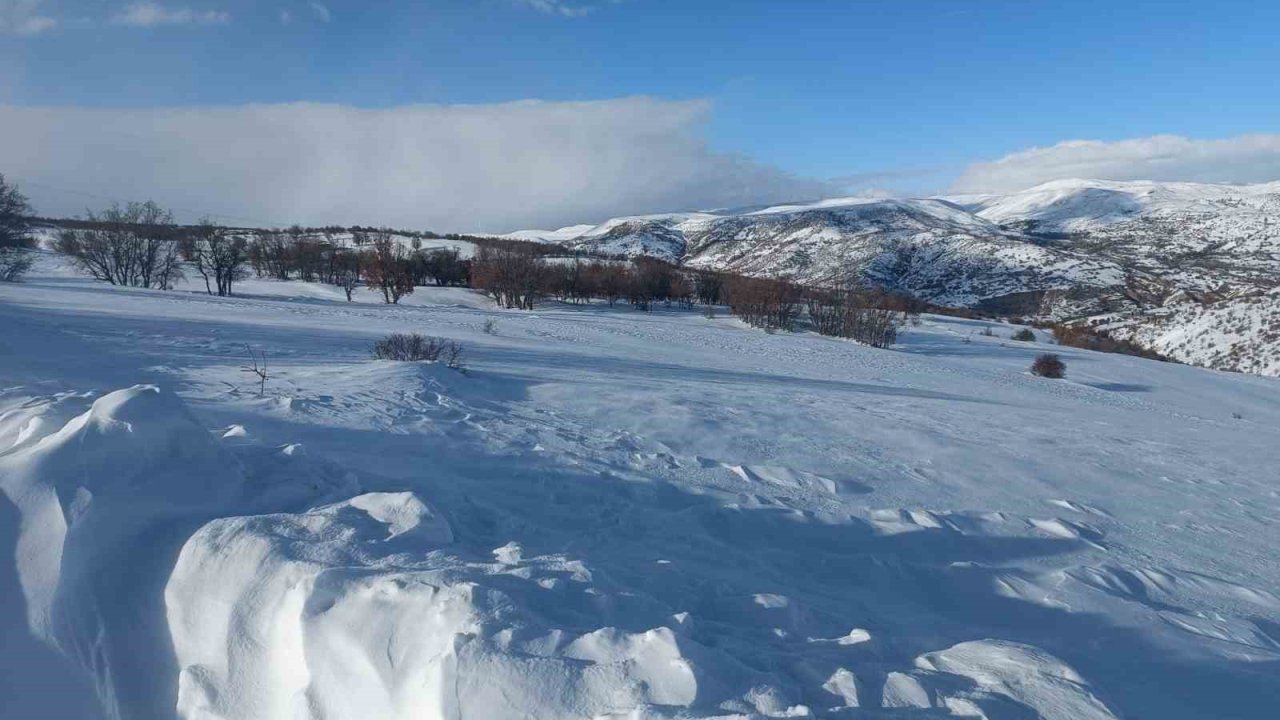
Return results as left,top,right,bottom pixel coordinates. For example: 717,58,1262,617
1053,324,1169,361
482,318,498,335
372,333,465,370
241,345,270,396
1011,328,1036,342
978,327,997,337
1030,353,1066,379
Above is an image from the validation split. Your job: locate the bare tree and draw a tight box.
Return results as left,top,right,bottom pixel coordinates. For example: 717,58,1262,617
55,201,183,289
470,245,544,309
332,248,362,301
361,232,415,304
419,247,469,286
725,275,802,331
0,173,34,282
190,219,248,296
805,283,903,348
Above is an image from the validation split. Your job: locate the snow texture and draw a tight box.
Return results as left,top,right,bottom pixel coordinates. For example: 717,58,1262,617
2,251,1280,719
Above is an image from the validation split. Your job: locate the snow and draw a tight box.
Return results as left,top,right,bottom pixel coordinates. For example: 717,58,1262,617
960,177,1280,235
3,253,1280,719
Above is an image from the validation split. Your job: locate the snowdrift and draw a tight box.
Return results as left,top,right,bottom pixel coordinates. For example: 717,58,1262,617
2,384,1125,720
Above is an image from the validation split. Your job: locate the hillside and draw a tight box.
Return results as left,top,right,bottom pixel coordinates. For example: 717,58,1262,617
507,179,1280,374
2,252,1279,719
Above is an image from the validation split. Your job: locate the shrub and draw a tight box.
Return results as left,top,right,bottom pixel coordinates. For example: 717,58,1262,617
978,327,997,337
1031,353,1066,379
372,333,465,370
1052,324,1169,361
1011,328,1036,341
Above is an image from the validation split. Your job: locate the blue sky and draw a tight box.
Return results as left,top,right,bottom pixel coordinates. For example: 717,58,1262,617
3,0,1280,230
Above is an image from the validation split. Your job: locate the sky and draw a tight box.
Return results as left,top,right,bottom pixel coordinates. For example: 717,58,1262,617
2,0,1279,231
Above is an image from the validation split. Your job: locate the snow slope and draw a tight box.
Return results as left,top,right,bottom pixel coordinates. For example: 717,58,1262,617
506,180,1280,376
3,253,1280,719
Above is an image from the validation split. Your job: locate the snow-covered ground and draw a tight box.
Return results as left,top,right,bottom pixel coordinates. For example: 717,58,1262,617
3,252,1280,719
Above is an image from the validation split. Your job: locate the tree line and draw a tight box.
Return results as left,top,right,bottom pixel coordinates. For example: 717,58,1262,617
41,196,923,348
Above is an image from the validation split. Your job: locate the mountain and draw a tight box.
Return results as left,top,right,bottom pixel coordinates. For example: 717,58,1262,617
506,179,1280,374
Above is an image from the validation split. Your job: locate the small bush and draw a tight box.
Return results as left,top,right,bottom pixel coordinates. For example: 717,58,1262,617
978,327,997,337
482,318,499,335
0,247,34,282
1031,353,1066,379
372,333,465,370
1011,328,1036,342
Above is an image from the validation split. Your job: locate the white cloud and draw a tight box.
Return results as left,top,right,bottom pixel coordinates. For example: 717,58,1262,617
951,134,1280,194
0,99,832,232
309,2,329,22
514,0,615,18
111,2,229,28
0,0,57,34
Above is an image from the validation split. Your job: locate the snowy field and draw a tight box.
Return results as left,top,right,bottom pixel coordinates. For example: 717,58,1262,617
3,252,1280,719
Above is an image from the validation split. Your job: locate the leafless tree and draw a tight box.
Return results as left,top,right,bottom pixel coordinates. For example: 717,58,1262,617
55,201,184,289
190,220,248,296
471,245,544,309
361,232,415,304
332,248,362,301
0,173,34,282
805,283,903,348
726,275,802,331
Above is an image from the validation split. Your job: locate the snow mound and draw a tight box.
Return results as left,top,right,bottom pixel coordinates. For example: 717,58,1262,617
0,385,247,718
165,493,714,720
915,640,1118,720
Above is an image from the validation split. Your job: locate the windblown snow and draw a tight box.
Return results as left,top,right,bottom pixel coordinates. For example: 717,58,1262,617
3,252,1279,719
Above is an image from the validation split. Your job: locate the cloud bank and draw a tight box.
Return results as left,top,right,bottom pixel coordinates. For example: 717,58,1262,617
951,134,1280,194
0,98,832,232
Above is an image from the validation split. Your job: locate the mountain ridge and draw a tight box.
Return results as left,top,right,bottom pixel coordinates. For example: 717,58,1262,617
503,178,1280,375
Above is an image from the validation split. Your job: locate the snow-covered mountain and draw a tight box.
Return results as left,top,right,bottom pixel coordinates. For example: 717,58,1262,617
508,179,1280,374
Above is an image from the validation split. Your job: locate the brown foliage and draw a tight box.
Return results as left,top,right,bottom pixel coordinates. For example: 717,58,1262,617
361,232,415,304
